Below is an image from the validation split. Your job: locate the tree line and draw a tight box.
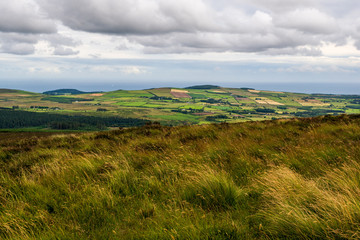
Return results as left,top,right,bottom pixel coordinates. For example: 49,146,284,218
0,109,147,130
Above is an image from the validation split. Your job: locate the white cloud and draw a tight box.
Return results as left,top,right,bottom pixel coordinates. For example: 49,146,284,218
53,46,79,56
243,0,315,12
275,8,338,34
89,65,148,75
28,66,61,73
120,66,148,75
272,65,356,73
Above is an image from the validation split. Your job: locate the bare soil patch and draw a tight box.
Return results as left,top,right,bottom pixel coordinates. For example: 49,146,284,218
170,89,191,98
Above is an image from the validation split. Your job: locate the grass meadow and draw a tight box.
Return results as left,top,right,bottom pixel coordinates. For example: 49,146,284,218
1,114,360,239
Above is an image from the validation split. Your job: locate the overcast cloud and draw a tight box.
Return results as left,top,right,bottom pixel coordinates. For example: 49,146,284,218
0,0,358,55
33,0,352,54
0,0,360,90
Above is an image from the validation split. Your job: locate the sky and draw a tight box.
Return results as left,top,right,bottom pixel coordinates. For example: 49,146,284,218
0,0,360,93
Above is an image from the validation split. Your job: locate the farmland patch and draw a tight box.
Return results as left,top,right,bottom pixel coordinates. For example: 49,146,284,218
171,89,191,98
253,97,284,105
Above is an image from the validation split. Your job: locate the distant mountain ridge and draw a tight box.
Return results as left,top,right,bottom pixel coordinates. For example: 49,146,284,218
43,89,102,95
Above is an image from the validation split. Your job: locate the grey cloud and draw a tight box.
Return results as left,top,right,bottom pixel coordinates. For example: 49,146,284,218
1,0,359,56
44,34,81,55
0,33,38,54
128,28,324,54
318,0,360,17
1,42,35,55
0,33,38,44
36,0,358,55
0,32,80,55
36,0,219,35
45,34,80,47
0,0,80,56
0,0,56,34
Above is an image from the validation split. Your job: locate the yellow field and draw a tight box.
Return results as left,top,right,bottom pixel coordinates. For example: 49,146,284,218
253,97,284,105
171,89,189,93
248,89,261,93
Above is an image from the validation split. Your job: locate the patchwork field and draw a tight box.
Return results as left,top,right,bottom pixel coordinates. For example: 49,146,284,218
0,85,359,130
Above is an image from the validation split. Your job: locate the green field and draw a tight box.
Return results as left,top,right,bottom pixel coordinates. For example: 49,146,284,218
0,86,359,129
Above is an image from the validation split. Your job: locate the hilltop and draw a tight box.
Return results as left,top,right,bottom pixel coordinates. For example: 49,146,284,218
185,84,221,89
0,86,359,130
1,114,360,239
43,89,102,95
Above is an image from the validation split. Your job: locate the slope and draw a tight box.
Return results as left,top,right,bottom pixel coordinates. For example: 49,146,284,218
1,114,360,239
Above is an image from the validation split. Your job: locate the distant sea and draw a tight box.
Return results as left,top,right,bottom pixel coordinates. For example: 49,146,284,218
224,82,360,95
2,81,360,95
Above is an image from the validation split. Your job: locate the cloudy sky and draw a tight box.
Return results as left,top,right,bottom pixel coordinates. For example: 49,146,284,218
1,0,360,93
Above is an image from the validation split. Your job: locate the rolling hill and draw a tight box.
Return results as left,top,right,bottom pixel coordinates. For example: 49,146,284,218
0,114,359,239
43,89,103,95
0,85,359,129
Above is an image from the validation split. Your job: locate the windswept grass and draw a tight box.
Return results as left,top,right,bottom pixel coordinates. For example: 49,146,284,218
0,114,360,239
183,168,243,211
254,162,360,239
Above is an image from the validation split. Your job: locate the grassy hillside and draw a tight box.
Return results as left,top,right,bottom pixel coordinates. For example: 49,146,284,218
1,86,359,128
1,114,360,239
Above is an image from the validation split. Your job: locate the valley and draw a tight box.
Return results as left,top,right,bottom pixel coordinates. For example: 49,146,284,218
0,85,359,130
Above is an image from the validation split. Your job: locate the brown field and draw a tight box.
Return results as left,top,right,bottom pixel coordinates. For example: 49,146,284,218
170,89,191,98
228,89,253,96
171,92,191,98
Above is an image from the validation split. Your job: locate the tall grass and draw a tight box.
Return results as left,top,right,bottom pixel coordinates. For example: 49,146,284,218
254,162,360,239
0,114,359,239
183,168,243,211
